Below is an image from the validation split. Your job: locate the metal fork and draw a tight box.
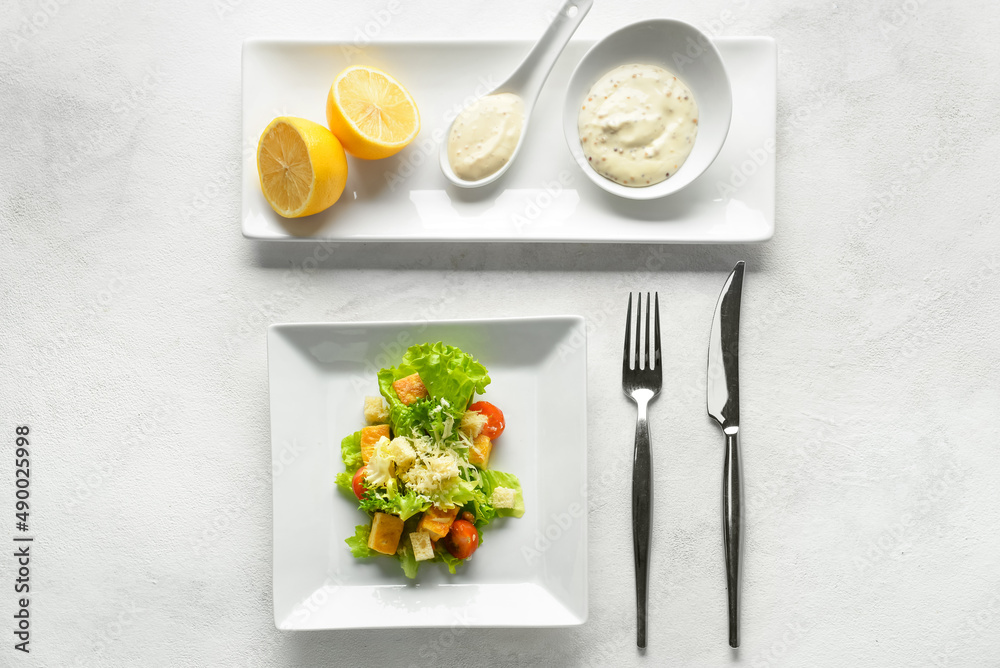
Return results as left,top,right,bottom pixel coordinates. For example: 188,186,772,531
622,292,661,649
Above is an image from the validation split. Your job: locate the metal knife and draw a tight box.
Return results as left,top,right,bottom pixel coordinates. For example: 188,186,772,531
707,260,745,649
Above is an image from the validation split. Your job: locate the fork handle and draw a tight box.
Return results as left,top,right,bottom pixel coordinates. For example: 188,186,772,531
632,400,652,648
723,428,744,648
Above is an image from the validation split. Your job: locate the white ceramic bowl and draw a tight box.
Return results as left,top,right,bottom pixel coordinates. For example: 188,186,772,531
563,19,733,200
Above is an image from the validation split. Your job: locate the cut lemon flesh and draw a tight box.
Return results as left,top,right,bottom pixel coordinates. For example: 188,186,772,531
256,117,348,218
326,65,420,160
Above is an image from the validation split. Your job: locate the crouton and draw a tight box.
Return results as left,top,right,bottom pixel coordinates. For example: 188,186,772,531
360,424,390,465
460,410,490,439
417,506,459,540
409,531,434,561
364,396,389,424
386,436,416,471
368,512,404,555
469,434,492,468
491,487,515,509
392,373,428,405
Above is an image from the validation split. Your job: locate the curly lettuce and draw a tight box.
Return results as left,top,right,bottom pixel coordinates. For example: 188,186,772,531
359,486,430,521
429,477,481,508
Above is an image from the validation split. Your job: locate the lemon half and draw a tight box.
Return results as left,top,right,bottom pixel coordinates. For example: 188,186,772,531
256,117,348,218
326,65,420,160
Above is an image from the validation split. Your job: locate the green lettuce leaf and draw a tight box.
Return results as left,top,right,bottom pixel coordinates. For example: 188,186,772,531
478,470,525,518
345,524,375,558
434,541,465,574
431,477,481,508
334,471,355,496
336,431,364,498
407,342,491,405
377,371,422,438
407,397,462,444
394,489,431,520
377,342,491,437
358,487,430,521
465,493,497,525
397,540,419,579
340,431,363,471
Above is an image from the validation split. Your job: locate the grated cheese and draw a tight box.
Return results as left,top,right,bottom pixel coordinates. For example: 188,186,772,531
460,411,490,439
401,450,460,494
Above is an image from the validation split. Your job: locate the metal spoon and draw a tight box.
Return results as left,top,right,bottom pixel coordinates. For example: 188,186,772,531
439,0,593,188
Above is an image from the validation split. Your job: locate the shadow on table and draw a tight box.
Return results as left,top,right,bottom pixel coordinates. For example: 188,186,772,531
279,626,624,666
249,240,773,274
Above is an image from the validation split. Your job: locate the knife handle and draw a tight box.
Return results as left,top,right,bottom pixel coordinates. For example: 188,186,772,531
632,401,652,648
723,427,744,648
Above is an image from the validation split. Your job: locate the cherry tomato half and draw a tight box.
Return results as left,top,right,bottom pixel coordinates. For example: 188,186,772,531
351,466,367,500
443,519,480,560
468,401,505,439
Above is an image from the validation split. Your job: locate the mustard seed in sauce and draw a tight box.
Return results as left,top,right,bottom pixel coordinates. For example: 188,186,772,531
577,63,698,187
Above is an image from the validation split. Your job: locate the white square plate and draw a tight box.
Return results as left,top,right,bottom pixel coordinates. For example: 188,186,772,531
268,317,588,629
242,37,776,243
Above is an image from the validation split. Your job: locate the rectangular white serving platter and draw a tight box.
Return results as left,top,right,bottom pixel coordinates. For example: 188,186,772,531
268,317,588,629
242,37,776,243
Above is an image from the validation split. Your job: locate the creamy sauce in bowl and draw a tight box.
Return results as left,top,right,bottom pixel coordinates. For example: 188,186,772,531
578,63,698,187
447,93,525,182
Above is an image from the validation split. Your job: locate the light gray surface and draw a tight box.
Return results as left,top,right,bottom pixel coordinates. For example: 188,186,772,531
1,0,999,666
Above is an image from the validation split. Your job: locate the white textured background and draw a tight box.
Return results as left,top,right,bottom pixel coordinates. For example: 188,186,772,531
1,0,999,666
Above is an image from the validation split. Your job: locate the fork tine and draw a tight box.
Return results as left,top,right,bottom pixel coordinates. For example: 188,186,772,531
623,293,633,372
634,292,643,370
644,292,651,371
653,292,661,371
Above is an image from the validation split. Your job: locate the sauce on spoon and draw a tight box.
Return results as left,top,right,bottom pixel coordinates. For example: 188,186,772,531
447,93,525,182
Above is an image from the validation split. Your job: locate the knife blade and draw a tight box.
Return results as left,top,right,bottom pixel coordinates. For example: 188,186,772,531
708,261,743,428
707,260,745,648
